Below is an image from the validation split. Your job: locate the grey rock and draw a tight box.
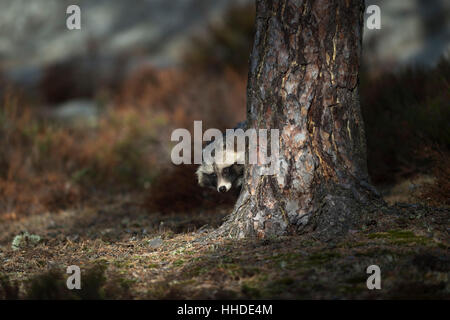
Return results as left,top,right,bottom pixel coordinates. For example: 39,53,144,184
147,236,163,248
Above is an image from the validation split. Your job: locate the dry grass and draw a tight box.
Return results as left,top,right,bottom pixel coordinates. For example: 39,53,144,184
0,89,162,218
0,66,247,220
0,199,448,299
116,66,246,130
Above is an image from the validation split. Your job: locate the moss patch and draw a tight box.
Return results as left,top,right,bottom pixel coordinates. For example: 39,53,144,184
368,230,434,245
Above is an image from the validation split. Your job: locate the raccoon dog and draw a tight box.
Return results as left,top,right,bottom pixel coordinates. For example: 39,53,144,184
196,122,247,193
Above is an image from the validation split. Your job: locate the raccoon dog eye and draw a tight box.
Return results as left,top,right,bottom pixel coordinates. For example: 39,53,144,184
224,165,236,175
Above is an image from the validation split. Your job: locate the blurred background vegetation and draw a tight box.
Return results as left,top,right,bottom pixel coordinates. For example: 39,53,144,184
0,0,449,221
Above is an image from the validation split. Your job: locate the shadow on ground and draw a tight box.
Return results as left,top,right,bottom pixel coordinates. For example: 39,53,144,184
0,198,448,299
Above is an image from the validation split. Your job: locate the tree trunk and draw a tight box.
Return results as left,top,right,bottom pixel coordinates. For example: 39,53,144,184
217,0,384,239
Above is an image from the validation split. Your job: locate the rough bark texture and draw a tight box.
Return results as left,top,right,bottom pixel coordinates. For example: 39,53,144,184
217,0,384,240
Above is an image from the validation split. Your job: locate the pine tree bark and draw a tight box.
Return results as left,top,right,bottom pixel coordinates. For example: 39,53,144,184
217,0,384,239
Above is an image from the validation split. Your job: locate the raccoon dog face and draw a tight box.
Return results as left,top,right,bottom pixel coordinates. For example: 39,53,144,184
196,162,244,193
196,126,247,193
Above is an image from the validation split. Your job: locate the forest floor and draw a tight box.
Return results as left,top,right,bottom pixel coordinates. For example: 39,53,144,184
0,175,448,300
